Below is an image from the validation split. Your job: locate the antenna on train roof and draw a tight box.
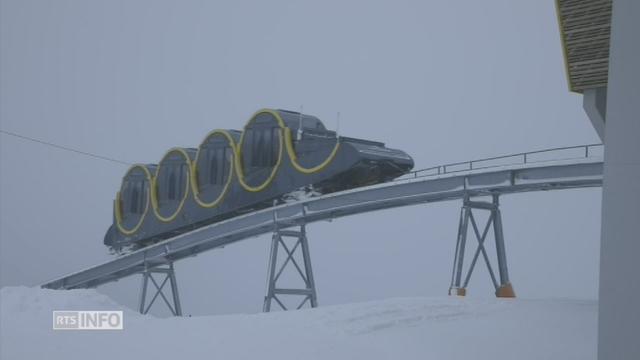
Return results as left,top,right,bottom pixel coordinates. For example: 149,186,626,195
297,105,304,141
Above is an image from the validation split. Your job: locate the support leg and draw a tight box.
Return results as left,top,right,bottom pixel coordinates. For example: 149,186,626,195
448,194,515,298
492,195,515,298
138,262,183,316
449,202,470,296
299,225,318,308
263,223,318,312
168,263,183,315
263,232,280,312
138,272,149,314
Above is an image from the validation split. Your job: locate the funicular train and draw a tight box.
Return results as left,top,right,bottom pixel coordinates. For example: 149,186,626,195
105,109,414,252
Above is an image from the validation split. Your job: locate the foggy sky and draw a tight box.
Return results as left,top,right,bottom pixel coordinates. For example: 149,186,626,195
0,0,601,316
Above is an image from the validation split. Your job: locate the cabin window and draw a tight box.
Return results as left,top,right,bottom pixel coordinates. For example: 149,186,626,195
250,128,278,167
139,182,145,211
244,131,254,168
125,180,146,214
223,147,231,179
130,186,139,213
179,164,187,195
204,148,231,186
271,128,279,164
168,172,177,200
216,150,223,184
209,151,218,185
254,131,265,167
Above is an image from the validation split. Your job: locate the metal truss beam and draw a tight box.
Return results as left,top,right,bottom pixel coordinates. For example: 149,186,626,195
42,160,602,291
138,263,183,316
449,194,515,298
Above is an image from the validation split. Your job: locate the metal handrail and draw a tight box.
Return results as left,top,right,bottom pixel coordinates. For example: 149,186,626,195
397,143,603,181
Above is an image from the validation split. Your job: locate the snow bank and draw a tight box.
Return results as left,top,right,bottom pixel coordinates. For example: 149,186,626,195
1,286,596,360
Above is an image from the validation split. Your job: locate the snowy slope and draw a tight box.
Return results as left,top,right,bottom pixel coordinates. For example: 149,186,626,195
0,286,596,360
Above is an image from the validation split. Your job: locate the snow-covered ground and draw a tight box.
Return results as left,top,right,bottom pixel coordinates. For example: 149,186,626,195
0,286,596,360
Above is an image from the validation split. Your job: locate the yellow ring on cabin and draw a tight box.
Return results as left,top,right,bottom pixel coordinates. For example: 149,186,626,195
190,130,236,208
151,148,192,222
115,164,152,235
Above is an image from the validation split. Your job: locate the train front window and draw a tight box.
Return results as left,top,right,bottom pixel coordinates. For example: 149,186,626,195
121,177,147,218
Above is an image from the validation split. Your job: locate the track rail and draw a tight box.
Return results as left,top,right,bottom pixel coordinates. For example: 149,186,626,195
399,143,603,179
42,145,604,290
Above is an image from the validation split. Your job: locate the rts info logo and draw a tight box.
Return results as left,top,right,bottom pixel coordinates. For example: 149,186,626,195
53,311,123,330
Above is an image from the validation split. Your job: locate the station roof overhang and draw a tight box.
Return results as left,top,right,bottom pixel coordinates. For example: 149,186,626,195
556,0,612,93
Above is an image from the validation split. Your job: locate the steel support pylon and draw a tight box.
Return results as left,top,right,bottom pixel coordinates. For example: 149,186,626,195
449,194,515,298
263,208,318,312
138,262,183,316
